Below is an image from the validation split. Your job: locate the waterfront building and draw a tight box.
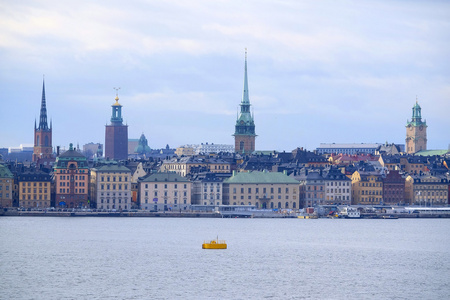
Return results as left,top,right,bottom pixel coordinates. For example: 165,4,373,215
160,156,231,177
54,143,89,208
105,93,128,160
382,170,406,206
0,163,13,207
233,50,256,154
411,174,448,207
406,101,427,154
33,80,53,163
223,170,300,209
316,143,383,155
351,171,383,205
199,173,224,206
295,169,325,208
17,171,51,208
139,172,191,211
323,167,352,205
90,162,132,210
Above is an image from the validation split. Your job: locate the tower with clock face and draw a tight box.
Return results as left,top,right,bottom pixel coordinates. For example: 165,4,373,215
406,101,427,154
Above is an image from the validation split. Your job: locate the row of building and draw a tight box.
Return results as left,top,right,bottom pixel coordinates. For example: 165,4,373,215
1,144,449,210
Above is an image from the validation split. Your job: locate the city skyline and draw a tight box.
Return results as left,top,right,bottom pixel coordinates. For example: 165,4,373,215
1,1,449,151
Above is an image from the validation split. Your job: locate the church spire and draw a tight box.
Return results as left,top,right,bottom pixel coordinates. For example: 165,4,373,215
242,48,250,105
39,79,49,130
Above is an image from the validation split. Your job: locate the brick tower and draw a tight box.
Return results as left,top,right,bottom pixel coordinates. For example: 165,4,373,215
33,80,53,162
406,101,427,154
233,50,256,154
105,91,128,160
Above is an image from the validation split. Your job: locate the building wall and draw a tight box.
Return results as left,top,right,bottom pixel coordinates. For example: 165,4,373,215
200,181,223,206
406,125,427,154
225,183,298,209
105,125,128,160
324,180,351,205
33,128,52,162
234,135,255,154
0,178,13,207
140,181,191,211
412,176,448,206
382,170,406,205
351,172,383,205
91,170,131,210
55,164,89,208
19,179,51,208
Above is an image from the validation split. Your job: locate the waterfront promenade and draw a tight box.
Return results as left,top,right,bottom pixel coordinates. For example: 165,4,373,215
1,208,449,218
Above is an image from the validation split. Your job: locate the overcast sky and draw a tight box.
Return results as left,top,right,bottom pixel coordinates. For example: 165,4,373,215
1,0,449,152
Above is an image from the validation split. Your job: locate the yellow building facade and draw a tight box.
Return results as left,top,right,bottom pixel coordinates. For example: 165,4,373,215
17,172,52,208
351,171,383,205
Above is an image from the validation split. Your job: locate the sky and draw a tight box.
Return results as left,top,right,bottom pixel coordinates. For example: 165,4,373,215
1,0,449,152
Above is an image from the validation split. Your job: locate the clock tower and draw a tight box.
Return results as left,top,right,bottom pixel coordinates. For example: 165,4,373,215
406,101,427,154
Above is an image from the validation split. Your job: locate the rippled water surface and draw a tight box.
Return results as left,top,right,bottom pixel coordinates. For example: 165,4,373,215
1,217,449,299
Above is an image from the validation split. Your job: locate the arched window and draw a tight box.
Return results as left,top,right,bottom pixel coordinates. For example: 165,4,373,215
285,202,289,208
278,202,281,208
240,141,244,151
293,202,296,209
36,136,40,146
270,202,274,209
45,136,49,146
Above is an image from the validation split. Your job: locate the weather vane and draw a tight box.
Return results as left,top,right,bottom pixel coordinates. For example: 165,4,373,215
113,87,121,97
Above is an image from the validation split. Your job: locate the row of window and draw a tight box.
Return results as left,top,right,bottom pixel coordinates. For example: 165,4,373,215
59,175,86,180
59,169,87,173
231,201,297,209
233,187,295,194
144,191,188,197
100,176,128,182
233,195,291,200
326,189,350,194
101,184,129,190
144,184,188,189
58,188,86,193
22,182,49,187
21,195,48,200
22,188,48,193
326,182,350,186
100,198,129,203
143,198,188,204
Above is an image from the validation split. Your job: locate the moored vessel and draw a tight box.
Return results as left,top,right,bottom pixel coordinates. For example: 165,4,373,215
202,237,227,249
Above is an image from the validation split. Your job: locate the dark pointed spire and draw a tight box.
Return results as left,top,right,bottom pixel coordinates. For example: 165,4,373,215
38,79,49,130
242,48,250,105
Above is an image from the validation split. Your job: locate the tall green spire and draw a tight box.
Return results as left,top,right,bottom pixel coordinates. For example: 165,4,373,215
234,49,255,136
242,49,250,105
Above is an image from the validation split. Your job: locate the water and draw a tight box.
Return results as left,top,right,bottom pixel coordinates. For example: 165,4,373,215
1,217,449,299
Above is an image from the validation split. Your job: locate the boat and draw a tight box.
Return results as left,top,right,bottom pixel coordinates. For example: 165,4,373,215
381,215,399,219
202,237,227,249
